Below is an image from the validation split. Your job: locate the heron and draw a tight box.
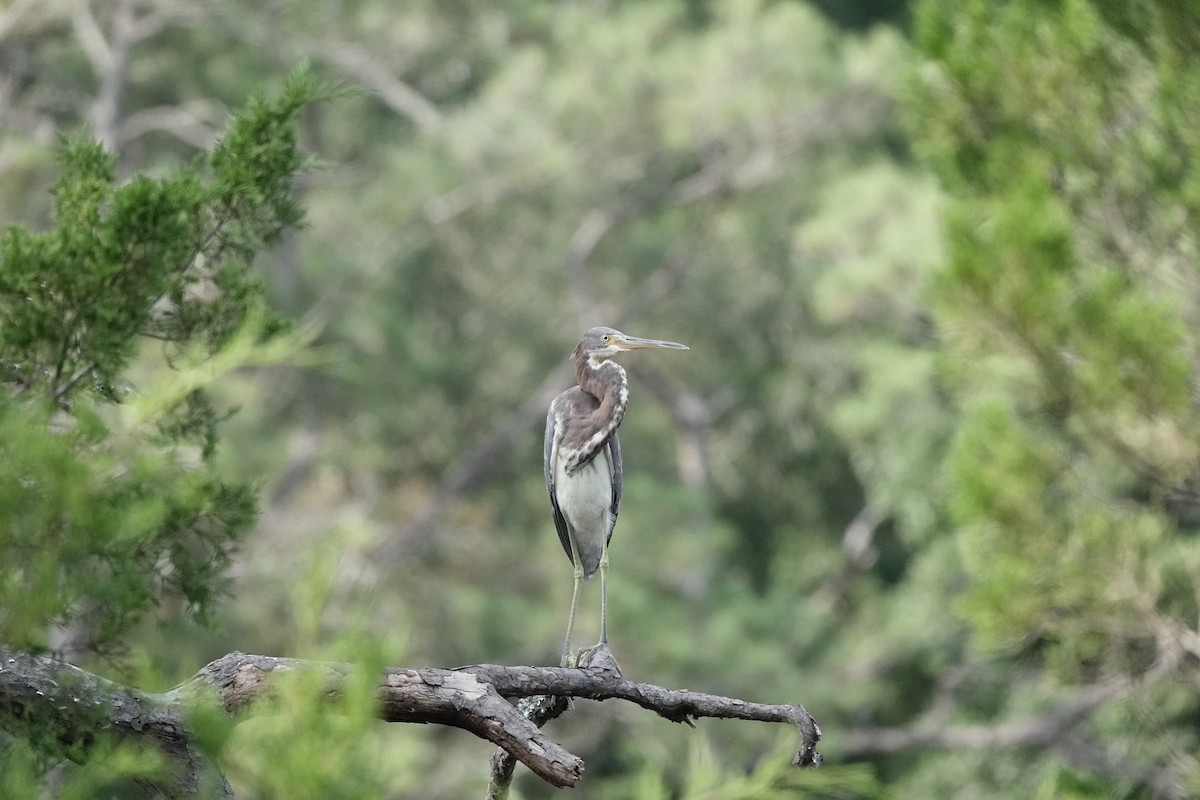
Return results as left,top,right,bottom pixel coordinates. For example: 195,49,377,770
544,326,688,667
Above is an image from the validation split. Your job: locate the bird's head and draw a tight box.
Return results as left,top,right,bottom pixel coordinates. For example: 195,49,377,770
574,326,689,359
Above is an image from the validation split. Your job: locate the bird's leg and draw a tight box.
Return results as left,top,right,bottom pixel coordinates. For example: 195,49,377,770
598,536,610,645
561,567,583,667
561,542,585,668
575,536,621,677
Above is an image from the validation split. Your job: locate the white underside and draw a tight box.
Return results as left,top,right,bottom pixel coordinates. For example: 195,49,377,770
554,449,614,579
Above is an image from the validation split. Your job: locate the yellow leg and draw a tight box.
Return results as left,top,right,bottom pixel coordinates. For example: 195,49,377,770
561,539,585,667
599,536,610,645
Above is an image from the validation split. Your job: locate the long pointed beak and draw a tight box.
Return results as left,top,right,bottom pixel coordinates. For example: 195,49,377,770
614,334,689,351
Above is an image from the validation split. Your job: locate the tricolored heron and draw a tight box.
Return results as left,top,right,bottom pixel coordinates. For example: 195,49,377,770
544,326,688,667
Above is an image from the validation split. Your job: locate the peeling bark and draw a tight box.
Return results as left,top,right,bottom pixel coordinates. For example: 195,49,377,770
0,645,822,795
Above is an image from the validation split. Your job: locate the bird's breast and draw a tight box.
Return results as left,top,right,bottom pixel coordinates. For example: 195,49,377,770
554,455,613,530
553,450,614,577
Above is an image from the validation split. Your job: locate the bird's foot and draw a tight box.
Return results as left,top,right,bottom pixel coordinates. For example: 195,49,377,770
578,641,622,678
559,642,583,671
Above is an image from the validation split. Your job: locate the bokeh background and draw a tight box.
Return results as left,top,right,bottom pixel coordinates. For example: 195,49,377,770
3,0,1199,797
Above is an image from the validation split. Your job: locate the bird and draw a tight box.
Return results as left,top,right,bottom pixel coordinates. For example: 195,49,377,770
544,326,688,667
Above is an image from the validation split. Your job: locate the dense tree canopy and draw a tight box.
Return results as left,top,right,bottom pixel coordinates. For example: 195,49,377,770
1,0,1198,797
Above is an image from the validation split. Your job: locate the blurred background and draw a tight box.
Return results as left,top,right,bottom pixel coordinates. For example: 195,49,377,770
3,0,1199,798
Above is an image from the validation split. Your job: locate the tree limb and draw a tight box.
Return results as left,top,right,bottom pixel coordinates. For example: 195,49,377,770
486,693,569,800
0,646,232,799
0,646,822,793
841,678,1190,800
308,39,443,133
841,680,1122,759
73,0,139,151
118,100,223,149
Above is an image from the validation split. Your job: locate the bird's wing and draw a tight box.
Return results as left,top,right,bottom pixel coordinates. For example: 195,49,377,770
606,431,622,545
544,403,573,563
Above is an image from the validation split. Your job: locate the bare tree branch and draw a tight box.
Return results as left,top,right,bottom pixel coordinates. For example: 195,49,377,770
310,40,443,133
70,0,114,77
0,645,822,793
841,678,1188,800
214,8,443,134
0,646,232,799
74,0,138,150
842,681,1123,760
486,692,569,800
118,99,223,149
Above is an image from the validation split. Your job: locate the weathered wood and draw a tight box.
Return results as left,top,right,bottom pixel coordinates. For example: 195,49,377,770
0,646,233,799
0,645,822,794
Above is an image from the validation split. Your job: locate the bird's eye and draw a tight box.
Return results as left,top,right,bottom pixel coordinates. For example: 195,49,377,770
602,335,611,343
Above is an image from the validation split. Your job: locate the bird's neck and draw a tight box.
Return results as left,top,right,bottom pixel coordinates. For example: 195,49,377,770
569,349,629,458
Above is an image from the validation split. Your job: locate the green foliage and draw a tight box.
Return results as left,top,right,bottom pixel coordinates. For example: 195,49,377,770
1,735,169,800
0,65,326,656
10,0,1200,797
216,659,402,800
914,0,1200,659
909,0,1200,792
626,734,881,800
212,3,938,796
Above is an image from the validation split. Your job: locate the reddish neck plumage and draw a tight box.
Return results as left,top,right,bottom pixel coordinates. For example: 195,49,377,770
565,345,629,469
574,347,629,410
